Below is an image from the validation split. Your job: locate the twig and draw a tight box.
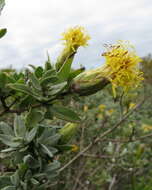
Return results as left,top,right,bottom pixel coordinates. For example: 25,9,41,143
59,99,145,172
59,142,93,172
101,132,152,143
95,98,145,141
108,174,117,190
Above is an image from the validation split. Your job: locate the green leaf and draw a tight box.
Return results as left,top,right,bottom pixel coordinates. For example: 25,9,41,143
0,134,20,147
10,171,20,186
0,122,14,136
0,176,12,188
23,155,39,169
25,108,43,129
42,69,56,78
30,178,40,185
28,72,41,91
0,0,5,15
48,82,67,96
8,83,43,100
45,54,53,70
41,144,53,158
50,105,81,123
44,160,60,173
8,83,34,96
18,95,35,109
38,127,55,141
24,170,32,180
69,67,85,80
18,163,28,179
57,144,75,151
14,115,26,137
0,72,7,88
40,76,58,86
0,28,7,38
28,64,36,70
26,127,38,143
40,134,61,146
35,66,43,78
1,186,16,190
57,55,74,81
1,147,17,152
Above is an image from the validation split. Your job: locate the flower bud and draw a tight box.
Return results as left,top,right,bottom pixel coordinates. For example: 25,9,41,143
71,67,109,96
59,123,78,144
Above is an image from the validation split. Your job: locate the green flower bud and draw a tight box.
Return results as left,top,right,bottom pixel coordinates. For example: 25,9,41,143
71,66,110,96
59,123,78,144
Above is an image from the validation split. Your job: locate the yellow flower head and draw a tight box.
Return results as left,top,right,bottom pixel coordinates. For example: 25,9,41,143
61,26,90,51
106,109,115,116
84,105,88,112
71,144,79,152
102,40,144,97
98,104,106,112
129,103,136,109
142,124,152,132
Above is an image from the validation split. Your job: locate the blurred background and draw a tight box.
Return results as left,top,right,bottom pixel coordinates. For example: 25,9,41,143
0,0,152,69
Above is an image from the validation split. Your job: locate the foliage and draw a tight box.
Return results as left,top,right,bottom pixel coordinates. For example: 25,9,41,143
55,85,152,190
142,54,152,85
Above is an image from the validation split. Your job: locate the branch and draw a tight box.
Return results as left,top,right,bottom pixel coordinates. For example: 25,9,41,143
59,98,145,172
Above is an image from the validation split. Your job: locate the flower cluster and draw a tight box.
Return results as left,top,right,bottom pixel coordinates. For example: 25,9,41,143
61,26,90,51
102,41,144,97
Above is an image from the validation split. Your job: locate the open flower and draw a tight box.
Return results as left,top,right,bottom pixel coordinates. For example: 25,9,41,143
61,26,90,51
142,124,152,132
129,103,136,109
102,40,144,97
71,144,79,152
72,40,143,96
98,104,106,112
56,26,90,71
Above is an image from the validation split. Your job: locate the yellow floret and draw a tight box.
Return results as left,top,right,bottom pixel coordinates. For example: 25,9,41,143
61,26,90,51
102,40,144,97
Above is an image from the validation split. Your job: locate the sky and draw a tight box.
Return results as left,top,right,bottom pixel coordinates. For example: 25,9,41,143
0,0,152,70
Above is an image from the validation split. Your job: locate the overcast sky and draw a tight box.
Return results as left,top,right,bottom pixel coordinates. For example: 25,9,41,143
0,0,152,69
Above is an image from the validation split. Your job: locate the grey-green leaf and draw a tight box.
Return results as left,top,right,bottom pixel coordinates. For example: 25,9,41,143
41,144,53,158
14,115,26,137
48,82,67,96
0,134,20,147
26,109,43,129
57,55,74,81
0,122,14,136
10,171,20,186
26,127,38,143
1,186,16,190
28,72,41,91
0,0,5,15
50,105,81,123
0,176,12,188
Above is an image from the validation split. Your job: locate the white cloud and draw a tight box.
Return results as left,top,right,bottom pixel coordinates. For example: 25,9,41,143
0,0,152,69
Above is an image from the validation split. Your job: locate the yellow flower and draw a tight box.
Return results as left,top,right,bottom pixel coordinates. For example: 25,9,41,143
71,144,79,152
84,105,88,112
98,104,106,112
106,109,115,116
102,40,144,97
97,113,103,119
129,103,136,109
61,26,90,51
142,124,152,132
